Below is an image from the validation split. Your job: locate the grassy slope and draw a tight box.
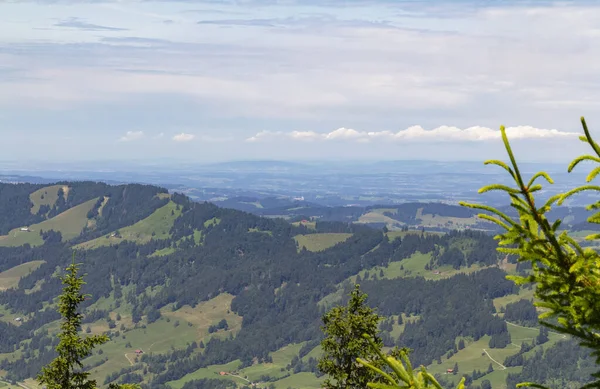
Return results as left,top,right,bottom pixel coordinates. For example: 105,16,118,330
294,233,353,252
168,361,244,389
29,185,67,215
0,261,45,291
416,208,482,229
239,343,305,381
161,293,243,345
357,209,402,227
75,201,180,250
83,293,242,385
0,198,98,247
493,287,535,312
319,252,487,308
426,322,566,389
168,343,324,389
87,316,200,383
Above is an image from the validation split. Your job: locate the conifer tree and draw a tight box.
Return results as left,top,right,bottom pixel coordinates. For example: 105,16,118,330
37,254,140,389
318,284,383,389
459,117,600,388
357,117,600,389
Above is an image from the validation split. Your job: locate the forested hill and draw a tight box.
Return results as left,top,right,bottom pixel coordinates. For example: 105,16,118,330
0,182,593,389
213,196,598,235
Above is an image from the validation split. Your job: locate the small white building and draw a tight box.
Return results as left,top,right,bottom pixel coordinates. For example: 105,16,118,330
14,317,22,322
20,227,30,232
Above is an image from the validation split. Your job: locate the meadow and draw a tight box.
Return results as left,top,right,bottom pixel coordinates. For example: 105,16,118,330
75,201,181,250
0,261,46,291
294,233,352,252
0,198,98,247
29,185,68,215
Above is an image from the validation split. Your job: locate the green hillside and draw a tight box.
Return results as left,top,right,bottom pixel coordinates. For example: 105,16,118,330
294,233,352,252
0,261,45,291
75,200,180,250
29,185,68,215
0,198,98,247
0,182,591,389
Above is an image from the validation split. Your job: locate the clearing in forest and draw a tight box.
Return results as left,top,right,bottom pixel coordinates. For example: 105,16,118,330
75,201,181,250
0,261,45,290
294,233,352,252
162,293,243,340
0,198,98,247
29,185,69,215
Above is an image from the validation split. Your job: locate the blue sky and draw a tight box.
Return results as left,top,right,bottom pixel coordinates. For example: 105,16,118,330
1,0,599,162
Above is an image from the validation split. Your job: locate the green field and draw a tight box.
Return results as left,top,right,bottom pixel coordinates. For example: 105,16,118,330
291,220,317,230
83,293,242,384
423,320,567,389
161,293,243,342
0,198,98,247
239,343,306,382
319,251,490,310
357,210,402,227
86,316,200,383
493,287,535,311
272,372,322,389
167,342,323,389
355,252,482,282
75,201,182,250
29,184,68,215
168,360,244,389
294,233,352,252
0,303,23,324
472,366,522,389
149,247,176,257
416,208,482,229
204,217,221,228
0,261,45,291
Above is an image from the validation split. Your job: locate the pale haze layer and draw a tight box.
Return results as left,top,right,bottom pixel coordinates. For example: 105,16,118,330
0,0,599,163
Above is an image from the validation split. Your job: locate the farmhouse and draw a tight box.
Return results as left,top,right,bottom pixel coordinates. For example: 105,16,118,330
135,349,143,355
20,227,30,232
446,369,454,374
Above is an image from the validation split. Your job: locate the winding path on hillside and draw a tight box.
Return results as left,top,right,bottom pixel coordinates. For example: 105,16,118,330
482,349,507,370
224,372,252,385
124,353,135,366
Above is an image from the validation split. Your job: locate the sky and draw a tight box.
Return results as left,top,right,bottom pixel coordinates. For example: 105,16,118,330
1,0,599,163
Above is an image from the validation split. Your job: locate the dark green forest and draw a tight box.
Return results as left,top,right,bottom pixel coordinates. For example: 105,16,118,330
0,182,593,389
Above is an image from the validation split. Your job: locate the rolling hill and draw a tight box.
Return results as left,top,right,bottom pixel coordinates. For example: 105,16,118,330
0,182,593,389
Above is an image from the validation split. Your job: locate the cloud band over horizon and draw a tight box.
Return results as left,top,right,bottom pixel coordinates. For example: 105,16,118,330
246,125,579,143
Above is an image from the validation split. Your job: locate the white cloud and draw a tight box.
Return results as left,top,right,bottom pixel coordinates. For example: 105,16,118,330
154,132,164,139
246,126,579,143
118,130,144,142
246,131,285,142
173,133,195,142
